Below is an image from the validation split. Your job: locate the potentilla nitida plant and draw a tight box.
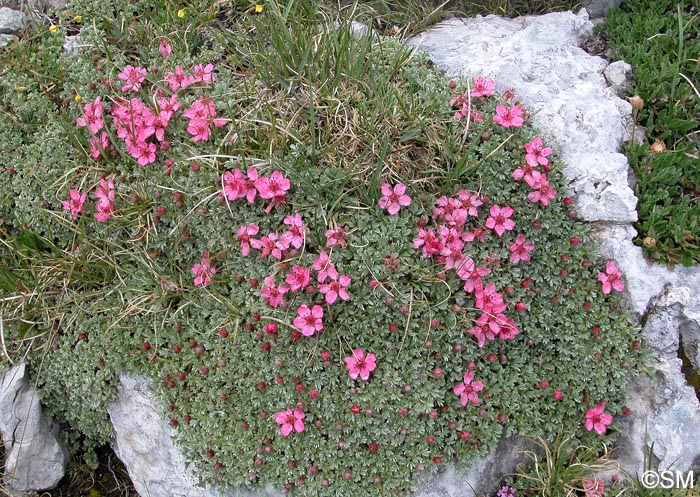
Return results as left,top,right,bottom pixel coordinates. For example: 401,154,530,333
34,20,643,497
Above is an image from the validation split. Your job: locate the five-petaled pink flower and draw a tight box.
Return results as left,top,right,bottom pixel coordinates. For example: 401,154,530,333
285,265,311,293
319,274,351,304
485,204,516,237
597,261,624,295
493,104,524,128
454,371,484,406
117,65,148,92
293,305,324,336
62,189,87,220
470,76,496,98
378,183,412,215
312,251,338,283
255,171,291,200
260,276,289,308
344,349,377,381
236,223,259,256
508,234,534,264
325,225,347,248
76,96,104,134
191,254,216,287
584,403,613,435
274,409,305,436
524,136,552,167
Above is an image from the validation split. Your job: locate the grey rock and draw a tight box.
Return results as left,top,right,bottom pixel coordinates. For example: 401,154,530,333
614,296,700,475
409,10,637,223
0,33,17,46
579,0,626,19
108,374,216,497
415,436,537,497
108,374,284,497
0,0,67,12
604,60,633,90
0,363,69,493
0,7,25,34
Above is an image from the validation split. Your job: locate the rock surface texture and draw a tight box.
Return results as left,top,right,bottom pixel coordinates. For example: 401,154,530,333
409,8,700,495
0,363,68,494
109,374,282,497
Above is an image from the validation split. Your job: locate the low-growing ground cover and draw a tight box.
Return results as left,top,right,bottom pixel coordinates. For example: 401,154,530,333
602,0,700,266
0,1,643,496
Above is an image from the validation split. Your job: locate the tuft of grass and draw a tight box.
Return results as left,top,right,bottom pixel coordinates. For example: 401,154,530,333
602,0,700,266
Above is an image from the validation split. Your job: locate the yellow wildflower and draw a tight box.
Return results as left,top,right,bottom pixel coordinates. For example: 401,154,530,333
49,24,58,33
177,9,185,18
74,94,82,102
74,15,83,23
255,4,263,13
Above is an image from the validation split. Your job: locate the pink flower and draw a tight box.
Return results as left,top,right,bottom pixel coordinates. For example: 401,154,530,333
157,94,181,121
319,274,351,304
62,189,87,220
164,65,194,92
485,204,516,237
467,313,498,348
260,276,289,308
470,76,496,98
457,189,482,217
94,177,115,222
378,183,411,215
158,38,172,58
236,223,259,256
285,265,311,293
282,213,305,249
413,228,442,258
192,254,216,287
597,261,625,295
526,171,557,206
325,225,347,248
274,409,305,436
454,371,484,406
250,231,288,260
492,104,524,128
117,65,148,92
582,478,605,497
192,63,215,84
456,257,491,292
475,283,506,314
344,349,377,381
584,403,613,434
293,305,324,336
512,162,538,184
223,167,258,203
88,131,109,160
255,171,291,200
524,137,552,167
312,251,338,283
76,96,104,134
509,234,534,263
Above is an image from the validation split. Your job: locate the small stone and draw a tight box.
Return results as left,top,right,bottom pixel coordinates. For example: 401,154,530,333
0,8,25,35
0,363,69,492
603,60,632,89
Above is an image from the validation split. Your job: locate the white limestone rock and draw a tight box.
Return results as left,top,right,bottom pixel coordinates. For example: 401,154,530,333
409,11,638,224
0,363,69,493
614,298,700,475
108,374,282,497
